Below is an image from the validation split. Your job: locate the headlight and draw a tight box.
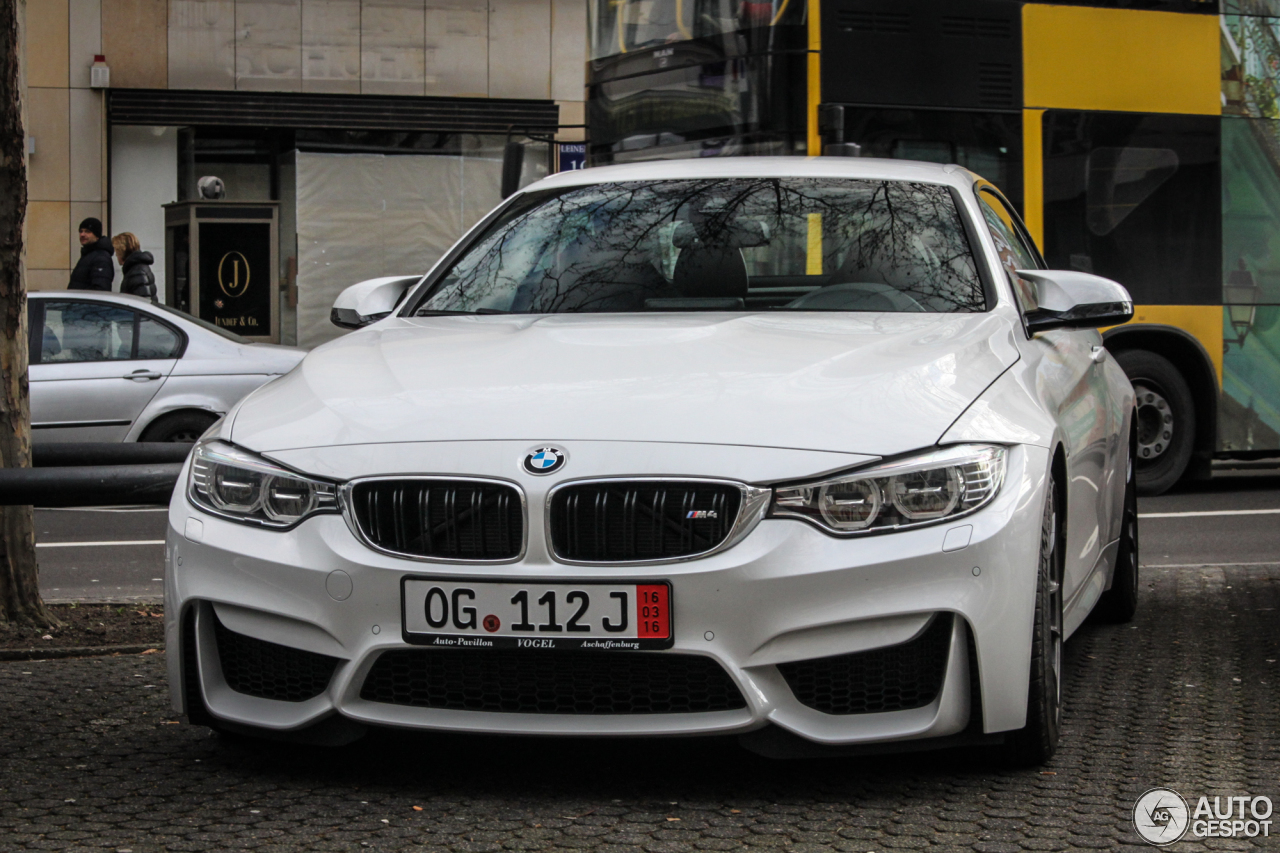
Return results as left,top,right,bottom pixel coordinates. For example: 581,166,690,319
188,440,339,529
770,444,1006,535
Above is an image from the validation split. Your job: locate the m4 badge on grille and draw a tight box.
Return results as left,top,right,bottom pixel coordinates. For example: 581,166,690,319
686,510,718,519
523,446,566,475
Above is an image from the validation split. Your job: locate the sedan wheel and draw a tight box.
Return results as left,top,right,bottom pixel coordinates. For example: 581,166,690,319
1001,479,1063,767
139,411,218,443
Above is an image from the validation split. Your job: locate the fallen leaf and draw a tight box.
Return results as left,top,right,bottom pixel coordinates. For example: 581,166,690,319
667,818,681,822
730,810,741,814
1040,771,1057,776
413,806,423,812
140,649,160,655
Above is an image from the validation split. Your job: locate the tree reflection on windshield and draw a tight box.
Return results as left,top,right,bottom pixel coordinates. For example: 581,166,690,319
418,178,986,316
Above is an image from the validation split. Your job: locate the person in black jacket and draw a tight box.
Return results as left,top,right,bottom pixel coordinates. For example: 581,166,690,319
112,232,157,300
68,217,115,291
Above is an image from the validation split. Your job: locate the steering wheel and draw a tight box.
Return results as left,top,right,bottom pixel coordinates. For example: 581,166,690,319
785,282,926,312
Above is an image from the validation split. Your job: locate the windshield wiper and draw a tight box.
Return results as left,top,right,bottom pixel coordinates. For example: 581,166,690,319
415,308,511,316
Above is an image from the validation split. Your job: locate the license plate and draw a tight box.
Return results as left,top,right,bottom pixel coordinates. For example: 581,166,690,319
400,578,674,650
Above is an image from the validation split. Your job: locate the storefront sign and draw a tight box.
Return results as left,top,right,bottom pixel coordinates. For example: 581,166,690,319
559,143,587,172
198,223,272,334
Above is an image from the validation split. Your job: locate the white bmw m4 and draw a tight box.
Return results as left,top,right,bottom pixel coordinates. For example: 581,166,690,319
166,158,1138,765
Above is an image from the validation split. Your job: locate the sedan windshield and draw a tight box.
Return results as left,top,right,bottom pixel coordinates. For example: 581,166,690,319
416,178,986,315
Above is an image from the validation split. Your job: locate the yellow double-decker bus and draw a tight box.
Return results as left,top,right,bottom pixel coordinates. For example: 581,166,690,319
584,0,1277,494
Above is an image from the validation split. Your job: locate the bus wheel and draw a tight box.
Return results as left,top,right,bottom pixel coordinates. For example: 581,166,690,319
1114,349,1195,496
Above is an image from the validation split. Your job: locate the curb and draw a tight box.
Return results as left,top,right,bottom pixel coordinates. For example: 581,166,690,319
0,643,164,661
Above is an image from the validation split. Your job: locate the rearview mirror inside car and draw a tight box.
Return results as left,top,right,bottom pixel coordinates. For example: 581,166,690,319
330,275,420,330
1015,270,1134,334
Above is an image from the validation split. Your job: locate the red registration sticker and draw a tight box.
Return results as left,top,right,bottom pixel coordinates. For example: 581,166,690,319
637,584,670,638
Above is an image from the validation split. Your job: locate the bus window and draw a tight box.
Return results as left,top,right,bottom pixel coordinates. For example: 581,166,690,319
589,0,806,59
1086,147,1179,236
1041,110,1219,307
841,107,1023,210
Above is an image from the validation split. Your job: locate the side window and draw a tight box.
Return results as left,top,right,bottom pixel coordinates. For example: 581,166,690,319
977,189,1041,276
40,302,136,363
137,315,182,360
977,189,1043,312
27,301,41,365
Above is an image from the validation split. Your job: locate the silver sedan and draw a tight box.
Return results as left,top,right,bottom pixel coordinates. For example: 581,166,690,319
28,291,305,443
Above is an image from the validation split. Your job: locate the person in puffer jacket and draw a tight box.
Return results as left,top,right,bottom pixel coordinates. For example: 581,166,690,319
68,217,115,290
112,232,157,301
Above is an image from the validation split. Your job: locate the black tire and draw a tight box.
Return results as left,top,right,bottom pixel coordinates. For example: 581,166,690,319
1113,349,1195,496
1001,479,1063,767
1094,423,1140,623
140,410,218,443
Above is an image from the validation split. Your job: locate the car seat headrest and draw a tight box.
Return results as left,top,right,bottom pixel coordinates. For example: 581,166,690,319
672,219,769,250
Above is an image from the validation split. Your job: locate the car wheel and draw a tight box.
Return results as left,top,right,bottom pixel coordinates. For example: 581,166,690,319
1114,349,1194,496
1094,428,1140,623
1001,479,1063,767
140,411,218,443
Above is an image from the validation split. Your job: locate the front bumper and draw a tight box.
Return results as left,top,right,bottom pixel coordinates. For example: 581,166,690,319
166,442,1049,747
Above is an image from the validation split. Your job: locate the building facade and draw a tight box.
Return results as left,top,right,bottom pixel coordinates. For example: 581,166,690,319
24,0,587,346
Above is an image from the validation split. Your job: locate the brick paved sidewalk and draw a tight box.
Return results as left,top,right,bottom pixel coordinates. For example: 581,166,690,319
0,565,1276,852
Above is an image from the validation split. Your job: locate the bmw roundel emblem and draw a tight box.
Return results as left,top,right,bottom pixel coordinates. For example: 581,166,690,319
523,446,566,475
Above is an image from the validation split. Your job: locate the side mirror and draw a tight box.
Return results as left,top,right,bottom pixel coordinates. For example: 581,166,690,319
330,275,420,330
1015,270,1134,333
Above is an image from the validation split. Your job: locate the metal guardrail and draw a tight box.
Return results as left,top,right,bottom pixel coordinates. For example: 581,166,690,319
0,443,191,507
32,442,193,467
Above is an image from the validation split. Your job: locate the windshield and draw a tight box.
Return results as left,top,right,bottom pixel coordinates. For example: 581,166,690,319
415,178,986,316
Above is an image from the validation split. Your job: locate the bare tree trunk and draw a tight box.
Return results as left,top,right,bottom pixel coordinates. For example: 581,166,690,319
0,0,55,629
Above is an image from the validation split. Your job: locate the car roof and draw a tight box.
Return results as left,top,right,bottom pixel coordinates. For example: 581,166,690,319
29,290,154,305
526,156,979,194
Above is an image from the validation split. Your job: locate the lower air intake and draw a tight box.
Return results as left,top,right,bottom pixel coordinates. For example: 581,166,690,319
360,649,747,714
213,613,339,702
777,613,954,715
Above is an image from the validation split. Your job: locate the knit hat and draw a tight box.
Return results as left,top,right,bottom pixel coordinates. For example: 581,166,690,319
78,217,102,238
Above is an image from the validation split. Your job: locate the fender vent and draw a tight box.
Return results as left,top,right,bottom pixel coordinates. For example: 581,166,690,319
778,614,953,715
212,613,338,702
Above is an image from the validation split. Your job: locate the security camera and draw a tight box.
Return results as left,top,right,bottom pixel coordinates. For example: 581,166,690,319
198,176,226,200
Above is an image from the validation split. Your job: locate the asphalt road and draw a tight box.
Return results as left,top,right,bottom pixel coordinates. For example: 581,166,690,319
33,469,1280,602
36,507,168,603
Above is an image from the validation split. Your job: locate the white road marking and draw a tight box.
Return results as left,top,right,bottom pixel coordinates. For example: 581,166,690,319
1144,561,1280,568
36,540,165,548
1139,508,1280,519
38,506,169,512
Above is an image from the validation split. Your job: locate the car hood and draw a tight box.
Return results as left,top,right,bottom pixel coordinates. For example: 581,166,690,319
229,312,1021,456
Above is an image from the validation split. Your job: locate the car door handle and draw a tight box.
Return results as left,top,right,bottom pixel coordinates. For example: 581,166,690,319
124,370,163,381
1091,345,1108,363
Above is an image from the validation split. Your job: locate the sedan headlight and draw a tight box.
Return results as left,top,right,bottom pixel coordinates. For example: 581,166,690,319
188,440,339,529
770,444,1006,535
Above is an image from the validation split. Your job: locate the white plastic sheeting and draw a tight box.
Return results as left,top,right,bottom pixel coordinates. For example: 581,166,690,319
294,150,502,348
